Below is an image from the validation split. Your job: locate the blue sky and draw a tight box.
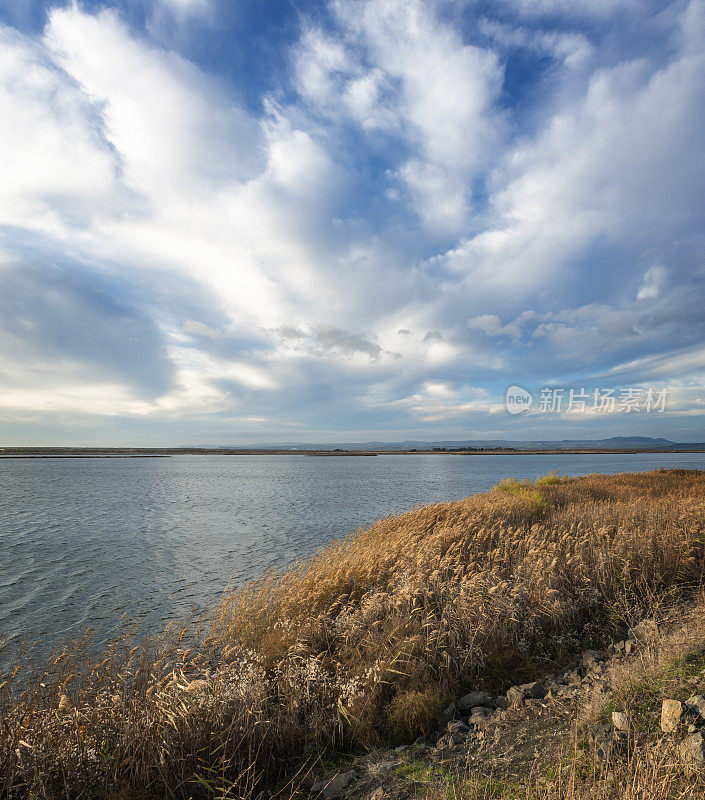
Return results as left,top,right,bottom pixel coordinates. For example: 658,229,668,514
0,0,704,445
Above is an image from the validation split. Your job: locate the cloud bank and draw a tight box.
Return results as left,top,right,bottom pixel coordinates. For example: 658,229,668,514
0,0,703,443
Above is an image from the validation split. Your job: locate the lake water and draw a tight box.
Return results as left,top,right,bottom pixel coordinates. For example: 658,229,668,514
2,452,705,665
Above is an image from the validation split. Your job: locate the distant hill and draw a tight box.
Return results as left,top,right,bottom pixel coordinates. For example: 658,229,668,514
600,436,675,446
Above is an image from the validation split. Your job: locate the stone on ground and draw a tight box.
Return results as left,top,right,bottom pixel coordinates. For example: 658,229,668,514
686,694,705,721
519,682,547,699
312,770,358,799
679,732,705,771
611,711,629,731
457,691,493,712
661,699,683,733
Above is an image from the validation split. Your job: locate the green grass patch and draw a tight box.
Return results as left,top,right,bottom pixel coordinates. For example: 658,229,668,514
396,761,531,799
535,471,566,487
495,477,534,494
493,473,563,515
467,776,528,799
396,759,450,783
663,647,705,680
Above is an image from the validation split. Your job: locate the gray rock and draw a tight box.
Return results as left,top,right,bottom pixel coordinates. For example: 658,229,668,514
686,694,705,721
447,720,469,735
437,703,456,728
581,650,604,666
506,686,525,706
589,723,628,765
368,762,396,777
469,709,491,728
661,699,683,733
679,732,705,770
457,691,493,712
519,681,547,699
589,724,615,764
628,619,658,643
312,770,358,799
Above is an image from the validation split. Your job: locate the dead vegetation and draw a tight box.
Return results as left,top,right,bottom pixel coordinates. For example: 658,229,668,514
1,469,704,799
413,602,705,800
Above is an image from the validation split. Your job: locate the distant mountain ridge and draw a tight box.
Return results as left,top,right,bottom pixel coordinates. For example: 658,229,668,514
199,436,705,451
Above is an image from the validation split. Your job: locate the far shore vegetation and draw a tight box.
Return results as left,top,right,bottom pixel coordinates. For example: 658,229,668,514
2,445,705,458
2,468,705,799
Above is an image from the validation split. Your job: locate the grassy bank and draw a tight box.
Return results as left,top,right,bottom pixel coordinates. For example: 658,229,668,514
1,469,704,799
404,599,705,800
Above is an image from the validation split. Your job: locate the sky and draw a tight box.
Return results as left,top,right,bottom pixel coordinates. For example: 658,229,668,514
0,0,704,445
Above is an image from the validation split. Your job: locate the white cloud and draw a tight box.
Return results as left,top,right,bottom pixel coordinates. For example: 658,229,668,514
0,6,361,427
395,382,502,422
637,266,666,301
479,18,593,70
44,7,260,197
147,0,214,39
0,24,131,232
468,312,534,340
183,320,224,338
603,345,705,381
294,0,504,232
9,5,354,338
440,6,705,290
497,0,637,19
159,0,210,12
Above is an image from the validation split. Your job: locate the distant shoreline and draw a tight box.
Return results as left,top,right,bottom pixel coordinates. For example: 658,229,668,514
0,454,172,459
2,447,705,458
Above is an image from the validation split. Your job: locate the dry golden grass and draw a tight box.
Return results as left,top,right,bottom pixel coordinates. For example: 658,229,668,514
1,469,704,799
419,748,705,800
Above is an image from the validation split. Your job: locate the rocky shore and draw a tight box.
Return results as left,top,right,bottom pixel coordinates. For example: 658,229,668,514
309,611,705,799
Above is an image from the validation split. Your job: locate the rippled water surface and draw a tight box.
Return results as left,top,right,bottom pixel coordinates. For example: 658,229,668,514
2,452,705,663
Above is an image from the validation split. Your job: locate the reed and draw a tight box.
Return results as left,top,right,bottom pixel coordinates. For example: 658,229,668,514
1,469,704,799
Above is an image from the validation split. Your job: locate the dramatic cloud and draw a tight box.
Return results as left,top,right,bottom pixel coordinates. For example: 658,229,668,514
294,0,504,232
0,0,703,443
